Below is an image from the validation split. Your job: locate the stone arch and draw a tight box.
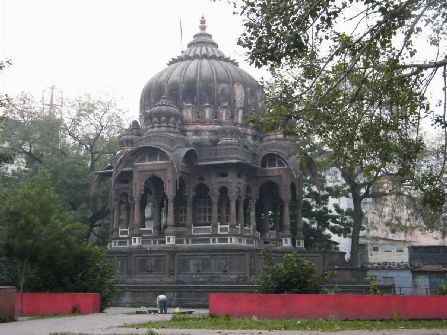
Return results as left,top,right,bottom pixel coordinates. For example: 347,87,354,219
255,181,283,237
260,153,287,168
141,176,166,235
193,183,212,227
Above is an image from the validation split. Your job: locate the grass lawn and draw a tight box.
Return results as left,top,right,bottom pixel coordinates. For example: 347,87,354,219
124,314,447,331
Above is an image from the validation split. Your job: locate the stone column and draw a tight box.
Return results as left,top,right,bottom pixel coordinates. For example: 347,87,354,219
211,192,219,234
229,194,237,231
165,195,175,235
153,199,161,236
112,206,119,238
237,199,244,227
186,194,193,229
132,195,141,235
128,200,134,230
250,200,256,229
282,197,291,237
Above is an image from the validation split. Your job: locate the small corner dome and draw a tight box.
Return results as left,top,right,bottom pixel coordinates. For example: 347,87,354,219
119,120,142,148
139,16,263,124
143,96,183,131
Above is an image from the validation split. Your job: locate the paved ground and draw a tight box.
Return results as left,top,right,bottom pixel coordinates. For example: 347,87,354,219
1,307,447,335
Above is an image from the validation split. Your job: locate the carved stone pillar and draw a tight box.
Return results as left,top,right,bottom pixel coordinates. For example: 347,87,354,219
186,194,193,229
132,195,141,235
128,200,134,230
153,199,161,236
282,197,291,237
237,199,244,227
211,192,218,234
112,206,119,238
165,195,175,234
229,194,237,230
250,199,255,229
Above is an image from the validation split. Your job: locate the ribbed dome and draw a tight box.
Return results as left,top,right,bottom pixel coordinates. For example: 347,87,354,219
140,17,262,125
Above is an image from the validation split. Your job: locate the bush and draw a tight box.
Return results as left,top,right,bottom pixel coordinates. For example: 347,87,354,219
257,252,333,294
0,172,117,310
436,275,447,295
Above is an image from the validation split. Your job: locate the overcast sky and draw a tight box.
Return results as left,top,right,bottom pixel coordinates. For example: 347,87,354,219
0,0,266,120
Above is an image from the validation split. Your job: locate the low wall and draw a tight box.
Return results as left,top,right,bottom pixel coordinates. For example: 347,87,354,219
209,293,447,320
15,293,100,316
0,287,17,322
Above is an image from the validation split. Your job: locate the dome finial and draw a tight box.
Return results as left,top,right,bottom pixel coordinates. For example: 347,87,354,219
199,15,207,32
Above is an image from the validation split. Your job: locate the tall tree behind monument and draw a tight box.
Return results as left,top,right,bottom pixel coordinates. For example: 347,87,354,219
231,0,447,265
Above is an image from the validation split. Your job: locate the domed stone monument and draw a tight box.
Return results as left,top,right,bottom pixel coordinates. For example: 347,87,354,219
102,17,344,307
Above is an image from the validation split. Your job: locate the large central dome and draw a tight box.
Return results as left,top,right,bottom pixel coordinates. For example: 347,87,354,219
140,17,262,125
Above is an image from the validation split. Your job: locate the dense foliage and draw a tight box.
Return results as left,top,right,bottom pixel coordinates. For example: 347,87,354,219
257,252,333,294
302,175,352,250
0,90,125,242
435,275,447,295
0,172,117,309
231,0,447,265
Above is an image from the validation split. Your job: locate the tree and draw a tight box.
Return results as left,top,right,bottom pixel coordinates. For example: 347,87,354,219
257,252,333,294
0,172,117,310
60,95,124,172
231,0,447,265
302,176,352,250
0,91,124,242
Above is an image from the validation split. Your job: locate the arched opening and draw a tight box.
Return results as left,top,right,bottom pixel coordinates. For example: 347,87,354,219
182,150,198,165
193,183,212,227
135,148,169,164
174,178,187,227
255,181,283,237
218,187,229,225
261,153,287,168
118,193,130,228
141,176,166,234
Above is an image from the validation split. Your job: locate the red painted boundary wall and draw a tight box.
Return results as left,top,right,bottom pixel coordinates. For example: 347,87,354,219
209,294,447,320
0,287,17,322
15,293,100,316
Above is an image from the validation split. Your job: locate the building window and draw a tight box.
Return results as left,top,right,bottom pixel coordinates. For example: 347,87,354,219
383,245,393,252
383,277,395,286
372,246,379,252
261,154,286,168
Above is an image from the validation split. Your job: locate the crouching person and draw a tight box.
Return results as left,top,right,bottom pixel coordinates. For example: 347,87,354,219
156,294,168,314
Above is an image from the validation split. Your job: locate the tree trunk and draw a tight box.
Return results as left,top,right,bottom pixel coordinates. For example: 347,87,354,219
349,182,364,267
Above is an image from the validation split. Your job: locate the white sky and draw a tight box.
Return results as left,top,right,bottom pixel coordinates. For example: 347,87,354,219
0,0,266,121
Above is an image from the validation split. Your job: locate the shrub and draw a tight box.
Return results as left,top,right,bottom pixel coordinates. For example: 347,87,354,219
257,252,333,294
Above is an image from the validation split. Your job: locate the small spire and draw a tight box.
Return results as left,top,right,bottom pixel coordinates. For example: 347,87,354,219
199,15,206,32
